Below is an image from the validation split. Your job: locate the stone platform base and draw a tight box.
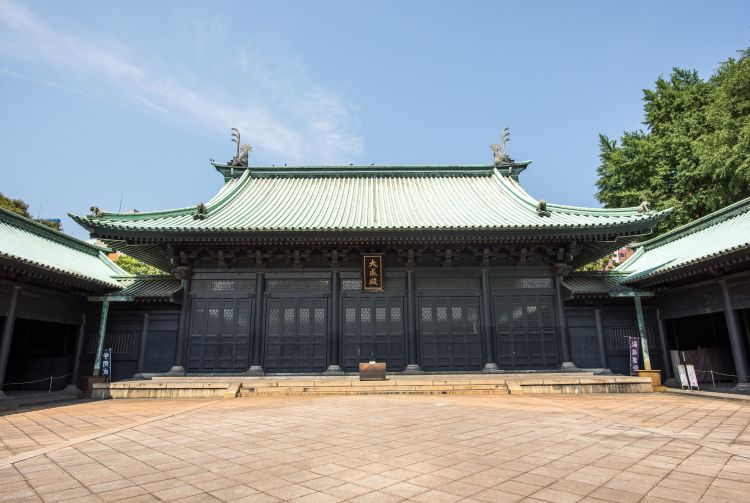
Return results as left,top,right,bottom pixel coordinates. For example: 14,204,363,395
91,373,653,399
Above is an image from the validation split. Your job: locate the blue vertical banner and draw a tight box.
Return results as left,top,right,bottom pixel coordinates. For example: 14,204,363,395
629,336,639,376
102,347,112,382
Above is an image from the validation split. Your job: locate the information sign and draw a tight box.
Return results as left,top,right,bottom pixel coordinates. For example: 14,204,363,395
362,255,384,291
686,364,700,390
629,336,639,376
102,347,112,382
677,365,689,390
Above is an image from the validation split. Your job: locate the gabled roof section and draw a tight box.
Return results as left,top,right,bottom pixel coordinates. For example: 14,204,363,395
112,275,181,302
0,207,124,290
617,196,750,285
563,271,635,297
70,163,668,239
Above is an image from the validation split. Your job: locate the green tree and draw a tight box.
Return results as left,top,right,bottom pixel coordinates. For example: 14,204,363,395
0,192,63,231
576,255,613,272
115,254,164,275
0,193,30,217
596,49,750,234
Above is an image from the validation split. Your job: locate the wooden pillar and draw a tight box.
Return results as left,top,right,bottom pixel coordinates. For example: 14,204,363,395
92,300,110,376
656,308,672,378
480,270,499,372
169,277,191,375
0,285,21,398
633,295,651,371
404,270,422,373
553,273,575,369
134,312,150,378
248,272,265,375
325,271,343,374
65,313,87,393
594,309,608,369
720,280,749,385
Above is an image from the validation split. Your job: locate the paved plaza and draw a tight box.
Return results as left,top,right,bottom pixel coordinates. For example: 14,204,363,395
0,394,749,502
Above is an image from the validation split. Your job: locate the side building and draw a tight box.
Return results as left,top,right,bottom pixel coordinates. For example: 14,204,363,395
0,208,180,395
618,197,750,389
564,197,750,389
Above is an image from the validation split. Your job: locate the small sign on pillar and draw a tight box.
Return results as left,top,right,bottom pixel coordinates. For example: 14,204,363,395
102,347,112,382
629,336,639,376
362,254,384,291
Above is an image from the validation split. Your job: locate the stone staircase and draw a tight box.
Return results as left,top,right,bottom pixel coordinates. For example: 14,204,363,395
236,378,510,397
91,373,654,399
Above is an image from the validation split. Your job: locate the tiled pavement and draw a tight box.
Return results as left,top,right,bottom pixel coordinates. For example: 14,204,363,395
0,394,749,502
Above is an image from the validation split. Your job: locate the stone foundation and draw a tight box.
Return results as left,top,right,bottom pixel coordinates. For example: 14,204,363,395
92,373,653,399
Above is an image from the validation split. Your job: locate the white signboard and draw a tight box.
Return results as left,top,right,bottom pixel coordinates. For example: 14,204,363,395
677,365,689,390
686,364,700,390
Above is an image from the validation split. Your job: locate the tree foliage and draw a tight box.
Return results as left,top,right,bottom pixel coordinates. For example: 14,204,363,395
0,192,63,231
115,254,164,275
0,193,30,216
596,49,750,234
576,255,613,272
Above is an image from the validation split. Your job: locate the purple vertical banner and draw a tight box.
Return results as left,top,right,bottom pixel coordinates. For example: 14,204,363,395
629,336,639,376
102,347,112,382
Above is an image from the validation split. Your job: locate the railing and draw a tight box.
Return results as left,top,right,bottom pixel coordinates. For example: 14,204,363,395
694,369,737,388
4,373,72,392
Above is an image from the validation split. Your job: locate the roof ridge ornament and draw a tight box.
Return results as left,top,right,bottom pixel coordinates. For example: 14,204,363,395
637,201,651,213
491,127,513,166
228,128,251,167
536,199,550,216
194,202,208,220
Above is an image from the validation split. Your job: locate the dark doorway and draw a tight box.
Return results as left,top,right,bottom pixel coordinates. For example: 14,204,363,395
3,318,77,391
667,312,736,382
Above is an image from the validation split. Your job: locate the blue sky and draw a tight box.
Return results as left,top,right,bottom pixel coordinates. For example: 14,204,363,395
1,0,748,239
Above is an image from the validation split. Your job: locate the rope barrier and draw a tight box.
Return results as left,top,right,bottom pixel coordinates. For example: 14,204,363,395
693,370,737,378
4,373,72,392
686,369,738,388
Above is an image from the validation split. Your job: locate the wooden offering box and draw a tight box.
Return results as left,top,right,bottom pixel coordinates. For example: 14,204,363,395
359,361,386,381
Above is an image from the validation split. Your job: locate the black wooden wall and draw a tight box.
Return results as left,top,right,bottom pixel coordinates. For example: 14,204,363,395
565,305,662,375
80,304,179,380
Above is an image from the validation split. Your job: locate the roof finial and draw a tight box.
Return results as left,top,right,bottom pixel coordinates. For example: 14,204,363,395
231,128,241,157
228,128,252,167
490,128,512,165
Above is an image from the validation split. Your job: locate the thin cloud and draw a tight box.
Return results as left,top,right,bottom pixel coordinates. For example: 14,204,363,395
0,0,364,163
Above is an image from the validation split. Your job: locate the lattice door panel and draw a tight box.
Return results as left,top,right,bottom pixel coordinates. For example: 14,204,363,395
187,298,252,373
342,296,406,371
494,295,558,368
264,297,327,372
418,296,482,371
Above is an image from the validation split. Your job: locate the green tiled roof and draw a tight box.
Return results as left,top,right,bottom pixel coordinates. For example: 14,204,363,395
618,196,750,284
113,275,181,301
0,207,124,289
71,164,667,237
563,271,634,297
